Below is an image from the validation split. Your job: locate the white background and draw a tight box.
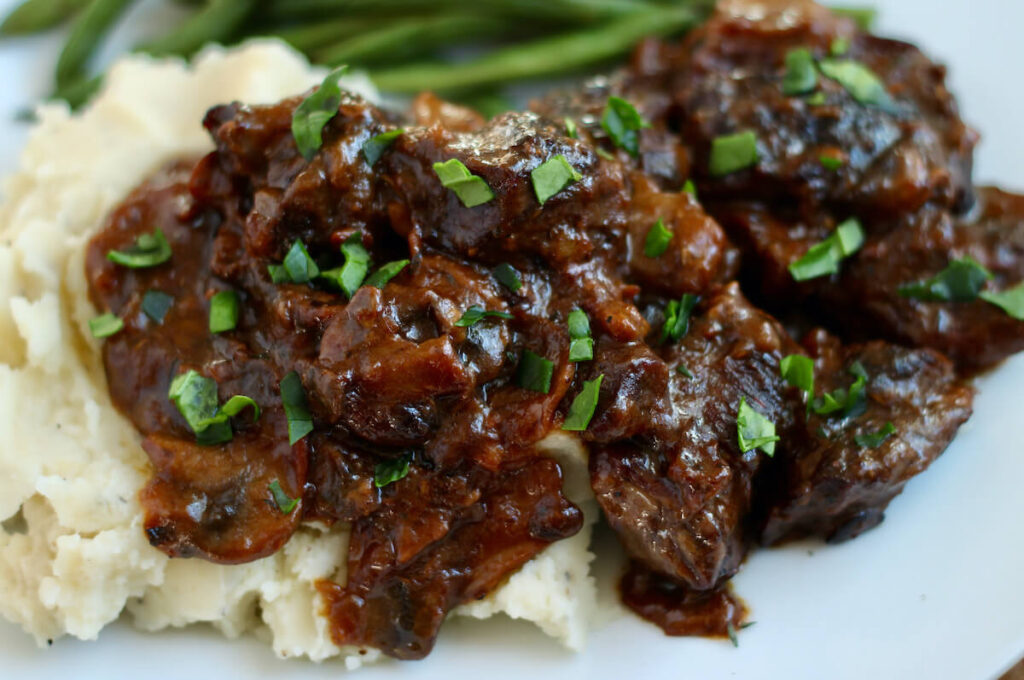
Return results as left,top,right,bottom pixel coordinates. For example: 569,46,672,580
1,1,1023,678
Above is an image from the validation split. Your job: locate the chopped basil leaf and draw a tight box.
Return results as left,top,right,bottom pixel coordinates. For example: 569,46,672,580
209,290,239,334
279,240,320,284
682,179,698,198
709,130,758,176
782,47,818,96
600,96,649,157
562,374,604,431
677,364,694,379
106,229,172,268
362,128,403,165
531,155,583,205
433,158,495,208
811,361,868,418
279,371,314,445
819,153,844,170
980,281,1024,320
660,293,698,344
268,479,299,514
374,455,411,488
818,58,895,110
142,290,173,324
830,37,851,56
517,350,554,394
494,263,523,292
455,305,513,327
565,117,579,139
830,6,877,31
788,218,865,281
898,256,993,303
292,66,348,161
780,354,815,397
854,421,896,448
364,259,409,289
89,313,123,338
736,397,779,456
644,218,673,258
567,309,593,362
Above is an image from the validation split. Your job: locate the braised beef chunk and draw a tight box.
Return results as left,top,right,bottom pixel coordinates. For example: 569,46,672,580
668,0,976,218
761,332,973,544
819,188,1024,371
589,284,803,591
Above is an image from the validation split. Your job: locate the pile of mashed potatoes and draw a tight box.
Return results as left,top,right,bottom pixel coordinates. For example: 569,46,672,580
0,41,598,669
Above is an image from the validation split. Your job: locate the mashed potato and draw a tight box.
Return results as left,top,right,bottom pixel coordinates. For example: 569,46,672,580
0,41,598,669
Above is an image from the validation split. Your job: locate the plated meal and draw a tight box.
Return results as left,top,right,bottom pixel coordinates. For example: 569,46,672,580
1,0,1023,672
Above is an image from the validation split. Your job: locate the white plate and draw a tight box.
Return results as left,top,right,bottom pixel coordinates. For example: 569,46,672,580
1,1,1023,678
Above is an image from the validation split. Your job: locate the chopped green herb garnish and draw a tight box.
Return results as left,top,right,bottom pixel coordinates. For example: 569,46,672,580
780,354,815,397
364,259,410,289
709,130,758,176
788,218,865,281
106,229,172,269
562,375,604,431
677,364,694,379
811,361,868,419
279,371,314,445
601,96,649,157
736,397,779,457
89,313,123,338
338,233,371,297
494,263,523,292
531,154,583,205
830,37,851,56
374,455,411,488
854,421,896,448
275,240,320,284
208,290,239,334
433,158,495,208
782,47,818,96
141,290,173,324
682,179,698,197
595,147,615,161
806,91,827,106
819,153,845,170
362,128,404,165
167,370,257,446
268,480,299,514
455,305,513,327
727,623,739,648
517,350,554,394
980,281,1024,320
644,218,673,258
567,308,593,362
660,293,698,344
899,257,993,303
565,117,579,139
818,58,895,110
292,66,348,161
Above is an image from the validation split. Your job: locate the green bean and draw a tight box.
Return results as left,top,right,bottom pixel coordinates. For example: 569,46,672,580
55,0,134,89
265,0,648,24
0,0,88,35
136,0,258,57
315,14,506,67
52,73,102,108
370,5,702,93
270,17,383,54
